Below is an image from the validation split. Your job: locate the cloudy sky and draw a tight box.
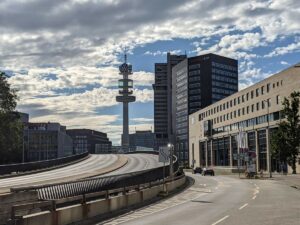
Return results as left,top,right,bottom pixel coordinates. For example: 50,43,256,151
1,0,300,144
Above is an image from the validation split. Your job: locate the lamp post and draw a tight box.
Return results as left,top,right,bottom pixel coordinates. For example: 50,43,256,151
263,99,272,178
168,143,174,179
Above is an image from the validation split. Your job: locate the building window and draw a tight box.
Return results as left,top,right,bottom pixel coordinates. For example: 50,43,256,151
276,95,280,104
242,108,245,115
234,98,236,106
238,109,240,117
230,100,232,107
267,83,270,92
256,102,260,111
251,91,254,99
238,97,240,104
273,83,275,88
246,93,249,101
256,88,259,97
261,86,264,95
277,81,279,87
262,101,265,109
242,95,244,103
251,104,254,112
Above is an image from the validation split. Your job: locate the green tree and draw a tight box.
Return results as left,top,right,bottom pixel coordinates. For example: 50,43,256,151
271,91,300,174
0,71,23,164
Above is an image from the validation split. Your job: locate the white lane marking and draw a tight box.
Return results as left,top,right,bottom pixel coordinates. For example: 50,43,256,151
252,195,257,200
211,215,230,225
239,203,249,210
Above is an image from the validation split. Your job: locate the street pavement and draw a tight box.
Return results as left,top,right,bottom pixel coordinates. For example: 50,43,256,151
99,153,164,177
98,173,300,225
0,154,163,193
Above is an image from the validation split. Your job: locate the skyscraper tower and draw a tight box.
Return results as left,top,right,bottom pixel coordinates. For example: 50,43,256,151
116,55,135,152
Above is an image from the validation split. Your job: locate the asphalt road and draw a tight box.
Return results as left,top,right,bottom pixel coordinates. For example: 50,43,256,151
0,153,162,193
100,173,300,225
101,153,164,176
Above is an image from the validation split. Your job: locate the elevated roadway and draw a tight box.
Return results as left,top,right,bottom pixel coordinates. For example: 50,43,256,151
0,153,162,194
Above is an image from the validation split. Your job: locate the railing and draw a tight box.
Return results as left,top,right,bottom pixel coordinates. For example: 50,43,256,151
11,159,179,200
10,174,185,222
0,152,89,175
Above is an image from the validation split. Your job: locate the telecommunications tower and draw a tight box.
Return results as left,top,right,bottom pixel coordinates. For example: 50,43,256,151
116,55,135,152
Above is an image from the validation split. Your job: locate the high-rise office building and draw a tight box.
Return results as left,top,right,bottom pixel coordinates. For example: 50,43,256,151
172,53,238,165
153,53,187,149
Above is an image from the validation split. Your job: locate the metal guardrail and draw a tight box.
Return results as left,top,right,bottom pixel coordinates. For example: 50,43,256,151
11,159,179,200
0,152,89,175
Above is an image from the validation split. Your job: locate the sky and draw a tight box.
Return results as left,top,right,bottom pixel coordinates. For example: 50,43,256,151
1,0,300,145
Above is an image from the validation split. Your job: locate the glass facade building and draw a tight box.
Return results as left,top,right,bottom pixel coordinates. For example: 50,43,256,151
173,54,238,166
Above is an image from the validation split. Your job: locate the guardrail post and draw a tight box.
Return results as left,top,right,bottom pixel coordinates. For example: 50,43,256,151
81,194,86,205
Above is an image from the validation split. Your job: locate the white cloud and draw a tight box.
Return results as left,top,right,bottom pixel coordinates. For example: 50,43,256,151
280,61,289,65
265,42,300,57
2,0,300,144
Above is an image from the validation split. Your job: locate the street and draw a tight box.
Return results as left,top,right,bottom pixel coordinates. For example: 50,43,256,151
98,173,300,225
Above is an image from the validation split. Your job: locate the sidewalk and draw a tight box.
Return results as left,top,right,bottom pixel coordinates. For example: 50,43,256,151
272,173,300,190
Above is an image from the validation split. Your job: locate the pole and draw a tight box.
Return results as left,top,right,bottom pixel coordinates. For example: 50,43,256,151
266,99,272,178
169,144,174,180
22,131,25,163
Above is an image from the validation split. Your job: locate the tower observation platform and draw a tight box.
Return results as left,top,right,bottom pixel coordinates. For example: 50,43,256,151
116,55,136,152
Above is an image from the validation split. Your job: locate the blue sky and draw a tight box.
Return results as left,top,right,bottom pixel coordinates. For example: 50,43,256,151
1,0,300,144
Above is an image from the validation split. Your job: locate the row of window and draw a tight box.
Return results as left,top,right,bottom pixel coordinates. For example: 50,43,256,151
199,80,283,120
212,62,237,72
189,64,201,70
212,68,237,78
211,112,281,135
205,97,280,125
212,81,238,90
212,74,238,84
212,87,235,95
189,70,201,76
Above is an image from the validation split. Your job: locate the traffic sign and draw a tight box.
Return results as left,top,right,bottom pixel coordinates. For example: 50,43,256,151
159,147,170,163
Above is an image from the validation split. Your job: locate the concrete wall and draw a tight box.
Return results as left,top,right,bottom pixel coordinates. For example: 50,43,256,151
18,176,186,225
0,191,38,224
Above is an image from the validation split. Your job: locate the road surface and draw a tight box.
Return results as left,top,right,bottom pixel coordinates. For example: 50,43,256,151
99,173,300,225
0,153,162,193
101,153,164,176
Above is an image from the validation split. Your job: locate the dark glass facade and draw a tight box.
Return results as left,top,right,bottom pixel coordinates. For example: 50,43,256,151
153,53,187,149
173,54,238,165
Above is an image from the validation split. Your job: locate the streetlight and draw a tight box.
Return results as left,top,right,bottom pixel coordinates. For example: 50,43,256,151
168,143,174,179
263,99,272,178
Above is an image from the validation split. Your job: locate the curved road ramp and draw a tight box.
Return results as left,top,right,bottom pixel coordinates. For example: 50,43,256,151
3,158,185,225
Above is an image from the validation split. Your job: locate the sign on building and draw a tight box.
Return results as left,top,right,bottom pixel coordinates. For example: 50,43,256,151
159,147,170,163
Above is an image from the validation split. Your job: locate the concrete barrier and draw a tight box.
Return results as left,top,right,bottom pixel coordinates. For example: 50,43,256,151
0,191,38,224
17,176,186,225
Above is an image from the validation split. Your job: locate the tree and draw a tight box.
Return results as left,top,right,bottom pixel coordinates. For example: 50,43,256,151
271,91,300,174
0,71,23,164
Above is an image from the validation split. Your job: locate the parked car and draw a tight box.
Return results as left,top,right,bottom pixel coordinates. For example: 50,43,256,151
203,168,215,176
193,167,203,174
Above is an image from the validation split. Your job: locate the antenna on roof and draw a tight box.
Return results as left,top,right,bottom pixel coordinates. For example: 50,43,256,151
124,47,128,63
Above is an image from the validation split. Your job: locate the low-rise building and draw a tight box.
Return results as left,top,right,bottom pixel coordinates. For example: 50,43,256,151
129,130,156,151
66,129,112,154
24,122,73,162
189,63,300,174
